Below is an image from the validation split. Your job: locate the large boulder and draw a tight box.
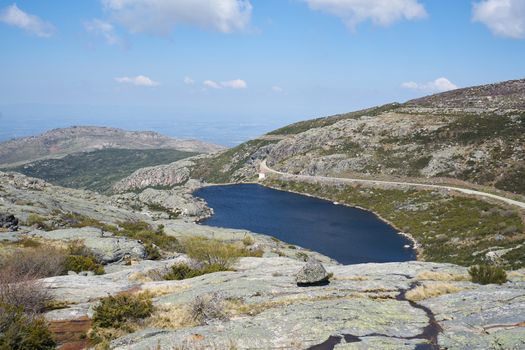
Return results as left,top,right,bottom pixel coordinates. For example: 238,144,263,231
295,258,330,286
0,213,19,231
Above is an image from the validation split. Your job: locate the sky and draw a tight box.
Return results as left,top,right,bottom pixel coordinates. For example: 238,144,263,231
0,0,524,145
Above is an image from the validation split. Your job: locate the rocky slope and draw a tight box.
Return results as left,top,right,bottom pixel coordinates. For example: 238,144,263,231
0,126,224,167
115,78,525,197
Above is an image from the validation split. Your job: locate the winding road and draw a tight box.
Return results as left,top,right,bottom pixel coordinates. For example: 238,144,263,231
259,159,525,210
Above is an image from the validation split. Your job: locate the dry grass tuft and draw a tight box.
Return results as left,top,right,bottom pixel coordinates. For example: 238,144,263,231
146,303,196,330
406,283,462,302
416,271,469,282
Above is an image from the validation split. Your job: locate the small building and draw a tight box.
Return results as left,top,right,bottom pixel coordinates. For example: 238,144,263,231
258,173,266,180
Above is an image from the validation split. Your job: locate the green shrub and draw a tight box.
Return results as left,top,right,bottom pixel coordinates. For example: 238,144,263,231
116,221,181,253
0,304,56,350
25,214,52,231
92,293,154,329
183,237,262,269
64,255,104,275
163,263,229,281
143,242,161,260
468,265,507,285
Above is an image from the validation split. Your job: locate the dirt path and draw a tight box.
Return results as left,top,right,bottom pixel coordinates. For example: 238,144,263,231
260,160,525,210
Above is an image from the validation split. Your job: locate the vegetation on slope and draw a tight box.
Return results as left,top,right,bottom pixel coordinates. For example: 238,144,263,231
266,179,525,269
8,148,198,193
191,139,278,183
267,103,400,135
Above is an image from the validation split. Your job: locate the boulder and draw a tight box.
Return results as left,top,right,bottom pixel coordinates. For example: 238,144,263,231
0,213,19,231
295,258,330,286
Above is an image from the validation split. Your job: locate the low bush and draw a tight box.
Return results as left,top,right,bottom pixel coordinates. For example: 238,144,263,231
64,255,104,275
469,265,507,285
143,242,161,260
0,266,53,314
0,304,56,350
164,263,229,281
189,293,227,326
117,221,182,254
0,246,67,279
92,293,154,329
183,237,262,270
25,214,52,231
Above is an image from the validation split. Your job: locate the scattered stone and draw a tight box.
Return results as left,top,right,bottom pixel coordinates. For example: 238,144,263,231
0,213,19,231
296,258,330,286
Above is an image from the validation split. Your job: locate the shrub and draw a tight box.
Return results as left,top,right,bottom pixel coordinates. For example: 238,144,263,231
117,221,181,253
189,293,227,325
25,214,52,231
164,263,229,281
0,304,56,350
469,265,507,285
92,293,154,329
0,246,67,279
64,255,105,275
242,235,255,246
144,242,162,260
183,237,262,269
0,267,54,314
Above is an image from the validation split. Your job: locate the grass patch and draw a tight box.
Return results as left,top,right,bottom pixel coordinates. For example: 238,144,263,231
182,237,263,269
469,265,508,285
164,263,230,281
405,283,462,301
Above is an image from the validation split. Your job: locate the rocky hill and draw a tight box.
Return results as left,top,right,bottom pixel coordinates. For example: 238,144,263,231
117,78,525,196
0,126,224,167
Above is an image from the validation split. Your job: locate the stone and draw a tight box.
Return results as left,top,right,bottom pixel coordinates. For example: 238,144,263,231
0,213,19,231
295,258,330,286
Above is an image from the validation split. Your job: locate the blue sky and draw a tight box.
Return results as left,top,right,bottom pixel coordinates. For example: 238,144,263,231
0,0,524,145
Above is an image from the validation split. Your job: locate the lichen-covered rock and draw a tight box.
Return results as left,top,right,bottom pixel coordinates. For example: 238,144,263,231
296,258,329,286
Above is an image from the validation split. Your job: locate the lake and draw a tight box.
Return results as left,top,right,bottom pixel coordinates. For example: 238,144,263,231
194,184,416,265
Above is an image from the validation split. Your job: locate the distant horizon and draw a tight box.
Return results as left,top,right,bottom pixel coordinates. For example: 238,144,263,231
2,0,525,144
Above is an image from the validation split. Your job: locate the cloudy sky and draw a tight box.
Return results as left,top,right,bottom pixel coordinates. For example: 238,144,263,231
0,0,524,143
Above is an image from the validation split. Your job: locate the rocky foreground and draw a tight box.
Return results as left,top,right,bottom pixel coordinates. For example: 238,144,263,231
1,171,524,349
43,258,525,350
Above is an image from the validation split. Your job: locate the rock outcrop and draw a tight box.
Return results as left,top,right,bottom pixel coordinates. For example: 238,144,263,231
0,213,18,231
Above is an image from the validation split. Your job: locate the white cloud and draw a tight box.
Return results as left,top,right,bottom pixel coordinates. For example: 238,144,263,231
115,75,160,87
85,19,122,46
184,77,195,85
401,77,458,93
0,4,55,37
203,79,247,89
221,79,247,89
102,0,252,35
204,80,222,89
473,0,525,39
304,0,427,30
272,86,284,93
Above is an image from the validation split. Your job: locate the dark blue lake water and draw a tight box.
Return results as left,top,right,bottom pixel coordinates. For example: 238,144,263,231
194,184,416,265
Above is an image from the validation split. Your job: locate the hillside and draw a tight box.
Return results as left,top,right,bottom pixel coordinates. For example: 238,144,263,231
115,79,525,196
186,78,525,195
0,126,223,167
7,148,198,194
